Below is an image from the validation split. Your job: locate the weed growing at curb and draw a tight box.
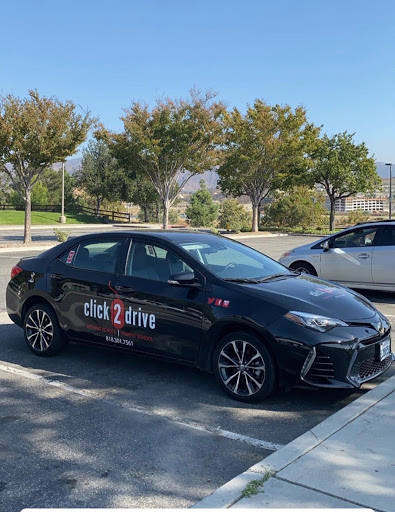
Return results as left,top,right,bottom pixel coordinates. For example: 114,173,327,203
239,470,276,499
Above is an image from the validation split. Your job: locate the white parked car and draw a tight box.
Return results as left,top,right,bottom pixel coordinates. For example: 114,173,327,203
279,221,395,292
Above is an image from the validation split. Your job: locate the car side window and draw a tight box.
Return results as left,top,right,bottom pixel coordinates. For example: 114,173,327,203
331,227,379,248
62,239,123,273
125,242,193,282
378,226,395,246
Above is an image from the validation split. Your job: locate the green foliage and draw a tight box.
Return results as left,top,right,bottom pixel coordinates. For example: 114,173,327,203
0,89,93,242
262,187,325,228
308,132,380,230
75,138,124,214
129,177,162,222
218,198,252,233
104,89,224,228
0,173,11,203
186,180,219,227
9,181,48,207
40,168,77,207
346,209,370,226
53,228,70,242
240,471,276,499
218,99,320,231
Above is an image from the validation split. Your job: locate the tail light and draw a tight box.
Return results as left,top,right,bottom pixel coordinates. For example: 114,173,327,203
11,266,23,279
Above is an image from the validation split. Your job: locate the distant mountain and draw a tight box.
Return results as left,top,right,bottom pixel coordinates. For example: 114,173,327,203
376,161,392,178
52,158,82,175
181,169,219,191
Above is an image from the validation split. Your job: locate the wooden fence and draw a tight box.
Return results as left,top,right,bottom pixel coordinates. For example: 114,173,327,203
0,204,132,223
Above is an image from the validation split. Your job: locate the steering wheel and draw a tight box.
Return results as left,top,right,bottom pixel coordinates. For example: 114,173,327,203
224,262,238,271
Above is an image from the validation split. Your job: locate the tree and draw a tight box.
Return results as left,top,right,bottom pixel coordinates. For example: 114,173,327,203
262,187,325,228
0,91,93,243
0,173,11,204
186,180,219,227
129,176,161,222
218,100,320,232
105,90,224,229
0,90,92,242
218,198,251,233
308,132,380,231
40,168,77,208
75,138,124,215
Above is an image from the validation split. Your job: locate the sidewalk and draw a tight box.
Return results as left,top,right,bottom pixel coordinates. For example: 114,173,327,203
193,373,395,511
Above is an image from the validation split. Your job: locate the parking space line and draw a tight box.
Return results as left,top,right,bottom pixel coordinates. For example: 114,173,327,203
0,361,283,452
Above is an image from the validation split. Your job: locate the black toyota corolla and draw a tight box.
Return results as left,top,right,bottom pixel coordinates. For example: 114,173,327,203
6,231,393,402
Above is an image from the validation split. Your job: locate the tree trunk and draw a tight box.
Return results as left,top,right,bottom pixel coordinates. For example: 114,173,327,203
143,207,149,223
329,198,336,231
24,189,32,244
95,197,102,216
162,200,170,229
252,203,259,232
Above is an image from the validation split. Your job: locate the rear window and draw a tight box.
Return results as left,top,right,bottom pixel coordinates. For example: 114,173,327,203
59,239,124,273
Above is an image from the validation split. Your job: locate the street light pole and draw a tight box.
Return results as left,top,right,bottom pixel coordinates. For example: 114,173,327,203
59,161,66,224
386,163,392,220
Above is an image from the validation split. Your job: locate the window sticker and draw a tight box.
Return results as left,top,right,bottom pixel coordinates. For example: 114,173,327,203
147,245,155,256
66,250,75,264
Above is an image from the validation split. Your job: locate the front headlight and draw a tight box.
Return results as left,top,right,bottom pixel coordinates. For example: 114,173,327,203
284,311,348,333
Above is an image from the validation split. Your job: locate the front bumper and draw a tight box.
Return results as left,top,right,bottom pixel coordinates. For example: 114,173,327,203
301,333,393,388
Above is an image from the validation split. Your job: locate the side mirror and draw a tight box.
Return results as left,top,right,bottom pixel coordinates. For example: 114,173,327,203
168,271,201,288
322,240,330,252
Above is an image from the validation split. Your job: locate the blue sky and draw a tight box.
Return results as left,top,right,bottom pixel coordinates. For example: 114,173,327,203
1,0,395,164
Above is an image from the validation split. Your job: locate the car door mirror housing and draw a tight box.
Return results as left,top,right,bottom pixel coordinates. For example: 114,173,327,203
322,240,330,252
168,271,201,287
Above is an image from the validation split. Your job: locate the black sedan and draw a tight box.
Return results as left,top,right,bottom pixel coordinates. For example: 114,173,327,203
6,231,393,402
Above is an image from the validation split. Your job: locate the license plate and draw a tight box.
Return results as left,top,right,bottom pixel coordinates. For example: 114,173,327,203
379,338,391,361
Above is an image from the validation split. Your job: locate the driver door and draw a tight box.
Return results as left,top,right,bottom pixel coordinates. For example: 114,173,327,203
113,240,207,362
320,226,378,285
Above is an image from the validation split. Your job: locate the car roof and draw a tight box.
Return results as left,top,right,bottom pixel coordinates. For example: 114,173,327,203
69,229,220,243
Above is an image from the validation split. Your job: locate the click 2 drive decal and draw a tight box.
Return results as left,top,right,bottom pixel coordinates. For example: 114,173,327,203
84,281,156,346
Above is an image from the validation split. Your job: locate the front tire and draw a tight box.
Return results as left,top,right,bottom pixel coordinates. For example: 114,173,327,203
24,303,66,357
290,261,317,276
213,331,276,402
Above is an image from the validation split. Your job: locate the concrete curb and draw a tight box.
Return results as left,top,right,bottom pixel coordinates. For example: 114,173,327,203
192,374,395,508
0,245,57,253
0,223,117,231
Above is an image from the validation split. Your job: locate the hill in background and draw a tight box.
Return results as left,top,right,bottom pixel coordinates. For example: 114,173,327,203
60,158,388,191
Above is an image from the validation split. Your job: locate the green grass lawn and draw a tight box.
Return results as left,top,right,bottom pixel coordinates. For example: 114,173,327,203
0,210,103,225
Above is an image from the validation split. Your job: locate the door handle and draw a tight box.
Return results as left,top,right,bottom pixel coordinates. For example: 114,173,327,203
358,254,370,259
50,273,65,280
115,285,135,293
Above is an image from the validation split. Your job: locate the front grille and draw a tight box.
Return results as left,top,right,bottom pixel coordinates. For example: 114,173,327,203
305,351,335,385
350,356,392,385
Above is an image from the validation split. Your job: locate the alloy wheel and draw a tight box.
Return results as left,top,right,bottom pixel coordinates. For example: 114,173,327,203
25,309,54,352
218,339,266,397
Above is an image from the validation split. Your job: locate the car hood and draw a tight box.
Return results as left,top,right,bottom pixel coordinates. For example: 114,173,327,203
244,274,377,322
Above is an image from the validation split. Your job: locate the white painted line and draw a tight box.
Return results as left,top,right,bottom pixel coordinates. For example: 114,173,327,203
0,361,283,452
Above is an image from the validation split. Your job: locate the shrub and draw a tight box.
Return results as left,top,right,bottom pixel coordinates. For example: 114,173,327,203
262,187,325,228
53,228,70,242
219,199,251,233
347,209,370,225
185,180,219,227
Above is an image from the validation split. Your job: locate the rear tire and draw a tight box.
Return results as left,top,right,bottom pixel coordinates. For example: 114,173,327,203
24,303,66,357
213,331,277,403
290,261,317,276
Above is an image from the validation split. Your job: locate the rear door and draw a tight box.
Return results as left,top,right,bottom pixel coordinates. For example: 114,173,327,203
320,226,379,285
48,237,126,344
113,239,207,362
372,225,395,287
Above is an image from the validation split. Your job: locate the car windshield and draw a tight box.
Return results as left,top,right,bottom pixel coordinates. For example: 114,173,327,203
178,238,292,281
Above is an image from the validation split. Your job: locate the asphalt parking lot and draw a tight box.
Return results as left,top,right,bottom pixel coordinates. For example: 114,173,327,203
0,234,394,510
